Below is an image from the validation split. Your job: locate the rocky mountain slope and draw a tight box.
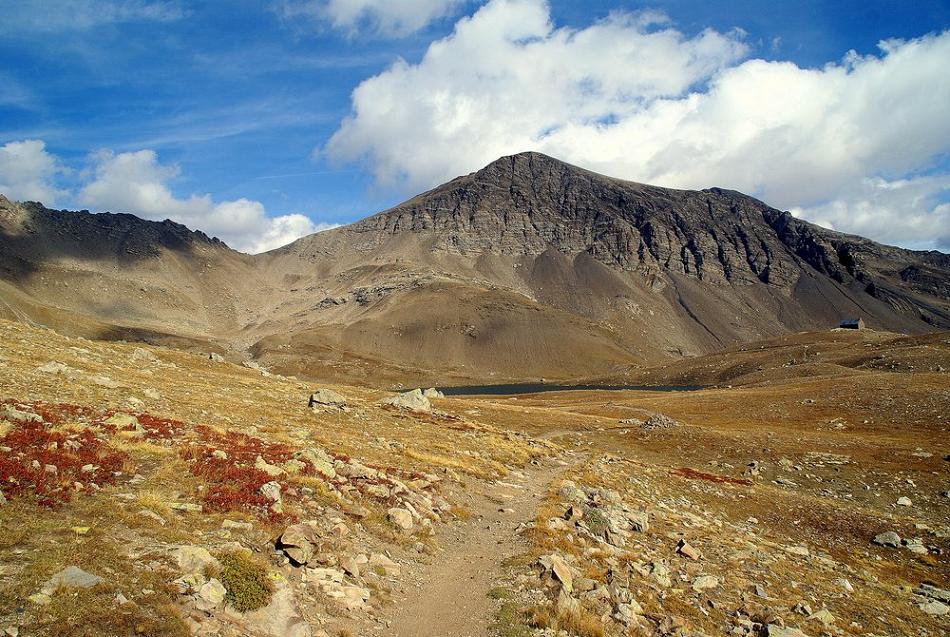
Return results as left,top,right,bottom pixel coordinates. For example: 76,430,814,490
2,153,949,384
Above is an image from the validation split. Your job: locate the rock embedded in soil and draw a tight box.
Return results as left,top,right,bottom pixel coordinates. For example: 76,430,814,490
279,523,317,565
872,531,901,547
41,566,104,595
766,625,810,637
388,507,414,530
308,388,347,410
175,546,221,575
677,539,701,560
692,575,719,592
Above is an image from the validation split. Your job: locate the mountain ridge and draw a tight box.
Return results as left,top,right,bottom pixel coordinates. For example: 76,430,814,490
1,153,948,385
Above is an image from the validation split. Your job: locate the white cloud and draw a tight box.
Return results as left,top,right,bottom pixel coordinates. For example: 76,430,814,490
0,0,183,32
0,140,65,204
791,176,950,251
276,0,465,37
78,149,331,253
325,0,950,250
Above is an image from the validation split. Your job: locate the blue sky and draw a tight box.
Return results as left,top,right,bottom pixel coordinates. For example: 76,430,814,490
1,0,948,252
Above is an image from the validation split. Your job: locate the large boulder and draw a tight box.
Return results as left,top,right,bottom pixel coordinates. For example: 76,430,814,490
380,389,431,413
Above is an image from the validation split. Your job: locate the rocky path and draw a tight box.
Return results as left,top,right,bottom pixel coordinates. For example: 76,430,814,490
375,459,568,637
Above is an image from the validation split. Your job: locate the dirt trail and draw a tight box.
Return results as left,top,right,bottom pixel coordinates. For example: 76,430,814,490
379,459,569,637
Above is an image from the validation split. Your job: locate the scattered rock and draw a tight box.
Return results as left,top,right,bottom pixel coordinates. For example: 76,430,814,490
539,554,573,593
131,348,158,363
808,609,835,625
175,545,221,575
260,481,282,503
766,625,809,637
677,539,701,560
196,578,226,611
919,601,949,616
369,553,401,577
557,480,586,502
255,455,285,478
36,361,77,376
896,496,912,506
628,511,649,533
209,353,225,363
91,375,119,388
41,566,104,595
873,531,901,547
295,448,336,479
308,389,347,410
242,584,312,637
388,507,414,531
916,583,950,604
692,575,719,592
0,405,42,423
279,523,317,565
642,413,678,429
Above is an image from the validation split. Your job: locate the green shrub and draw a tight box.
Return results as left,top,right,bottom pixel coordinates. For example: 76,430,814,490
217,551,273,612
584,507,608,537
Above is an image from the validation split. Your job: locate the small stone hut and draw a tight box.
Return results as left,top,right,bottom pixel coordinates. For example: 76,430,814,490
839,318,865,330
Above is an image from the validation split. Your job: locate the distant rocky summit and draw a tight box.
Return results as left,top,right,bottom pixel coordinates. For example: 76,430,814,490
1,154,948,385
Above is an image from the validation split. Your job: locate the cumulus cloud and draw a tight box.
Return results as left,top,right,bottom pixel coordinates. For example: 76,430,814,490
78,149,331,253
791,176,950,251
0,0,183,32
276,0,465,37
325,0,950,249
0,140,65,204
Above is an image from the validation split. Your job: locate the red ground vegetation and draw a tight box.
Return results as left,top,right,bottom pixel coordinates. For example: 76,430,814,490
177,425,309,520
0,401,126,506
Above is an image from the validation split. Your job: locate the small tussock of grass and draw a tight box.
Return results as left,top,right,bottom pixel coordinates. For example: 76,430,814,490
487,586,511,600
491,600,534,637
449,504,472,520
36,578,188,637
216,551,273,612
133,489,175,518
404,447,501,478
110,436,175,457
583,506,608,537
530,604,606,637
501,552,535,569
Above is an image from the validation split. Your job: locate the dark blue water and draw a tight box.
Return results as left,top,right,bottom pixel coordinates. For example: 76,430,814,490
438,383,702,396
